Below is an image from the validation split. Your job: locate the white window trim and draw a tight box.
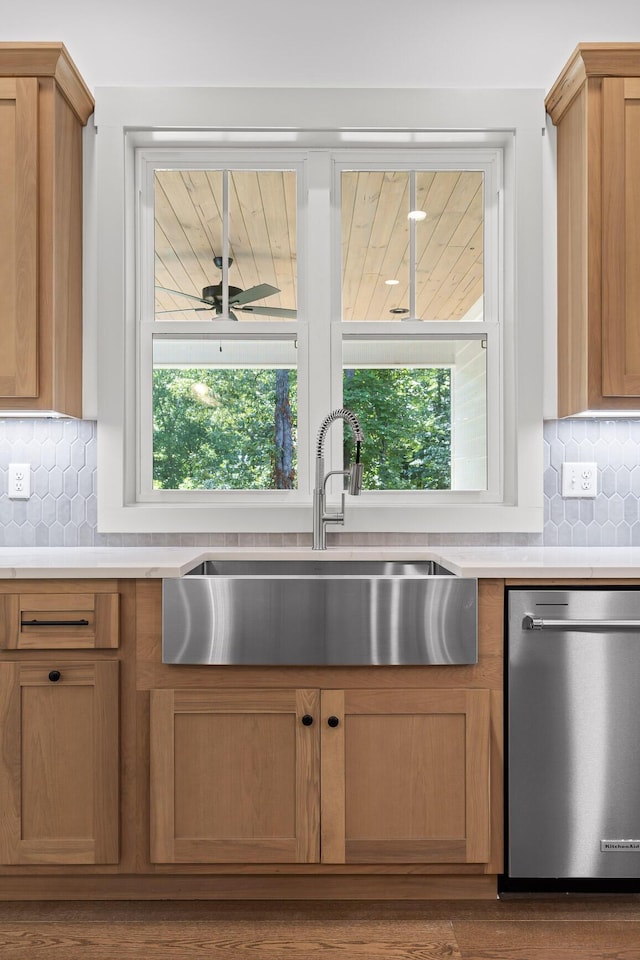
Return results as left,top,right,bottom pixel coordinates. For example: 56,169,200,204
94,87,544,533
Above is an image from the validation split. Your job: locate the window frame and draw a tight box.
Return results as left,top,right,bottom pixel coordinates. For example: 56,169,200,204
94,87,544,533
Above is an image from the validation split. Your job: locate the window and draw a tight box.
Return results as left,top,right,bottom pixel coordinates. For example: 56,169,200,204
340,169,484,323
138,149,498,504
95,88,543,533
341,337,486,492
154,168,298,323
152,339,298,491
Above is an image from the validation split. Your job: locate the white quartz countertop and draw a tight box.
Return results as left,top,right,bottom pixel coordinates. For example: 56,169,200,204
2,545,640,578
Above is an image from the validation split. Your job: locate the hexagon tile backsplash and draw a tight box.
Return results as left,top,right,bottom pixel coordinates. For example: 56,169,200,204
544,418,640,546
0,418,639,547
0,419,97,547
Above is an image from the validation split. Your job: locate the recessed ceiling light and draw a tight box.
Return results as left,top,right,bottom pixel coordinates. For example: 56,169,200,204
390,307,410,314
408,210,427,221
384,279,400,286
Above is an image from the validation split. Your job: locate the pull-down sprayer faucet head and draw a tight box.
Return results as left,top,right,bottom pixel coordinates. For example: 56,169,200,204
348,461,364,495
313,408,365,549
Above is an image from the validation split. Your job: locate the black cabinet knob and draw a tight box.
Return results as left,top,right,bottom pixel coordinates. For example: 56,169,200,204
301,714,314,726
327,715,340,728
48,670,61,683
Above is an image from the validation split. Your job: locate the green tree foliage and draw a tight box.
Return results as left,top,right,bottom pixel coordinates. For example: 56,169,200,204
343,368,451,490
152,366,451,492
153,368,297,490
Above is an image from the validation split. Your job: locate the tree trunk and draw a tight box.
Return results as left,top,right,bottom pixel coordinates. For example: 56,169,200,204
274,369,294,489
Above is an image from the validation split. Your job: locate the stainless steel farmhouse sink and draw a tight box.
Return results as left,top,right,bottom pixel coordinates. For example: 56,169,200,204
162,559,477,666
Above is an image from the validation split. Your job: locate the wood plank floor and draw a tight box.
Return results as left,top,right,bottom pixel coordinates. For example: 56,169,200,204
0,899,638,959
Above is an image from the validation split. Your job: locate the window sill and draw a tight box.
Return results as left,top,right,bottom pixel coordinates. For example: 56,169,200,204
97,498,543,534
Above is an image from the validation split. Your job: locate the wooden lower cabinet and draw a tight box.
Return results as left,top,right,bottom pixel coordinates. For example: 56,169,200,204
149,685,491,868
150,688,320,864
0,660,119,865
321,688,491,865
0,577,502,899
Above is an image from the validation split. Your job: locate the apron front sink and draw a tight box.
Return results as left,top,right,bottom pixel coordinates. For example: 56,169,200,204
162,559,477,666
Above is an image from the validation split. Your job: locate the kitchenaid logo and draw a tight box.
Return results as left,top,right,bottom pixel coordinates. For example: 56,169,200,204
601,840,640,851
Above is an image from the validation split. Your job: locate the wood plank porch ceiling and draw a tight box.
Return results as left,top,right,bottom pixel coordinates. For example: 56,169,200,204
154,169,483,322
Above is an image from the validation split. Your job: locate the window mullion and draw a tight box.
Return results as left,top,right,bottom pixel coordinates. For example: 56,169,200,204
305,151,334,483
222,170,229,317
409,170,416,319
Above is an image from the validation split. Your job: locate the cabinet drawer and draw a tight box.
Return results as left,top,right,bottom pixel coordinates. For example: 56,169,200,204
0,593,119,650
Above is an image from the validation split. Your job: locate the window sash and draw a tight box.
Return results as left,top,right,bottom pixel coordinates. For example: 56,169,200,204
333,323,501,501
138,322,309,501
331,152,501,323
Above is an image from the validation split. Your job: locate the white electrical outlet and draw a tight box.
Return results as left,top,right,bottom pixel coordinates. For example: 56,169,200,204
8,463,31,500
561,461,598,498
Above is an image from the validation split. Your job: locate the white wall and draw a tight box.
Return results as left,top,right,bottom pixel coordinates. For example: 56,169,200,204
4,0,640,91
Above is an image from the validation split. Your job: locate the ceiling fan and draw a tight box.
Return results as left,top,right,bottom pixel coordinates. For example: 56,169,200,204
155,257,296,320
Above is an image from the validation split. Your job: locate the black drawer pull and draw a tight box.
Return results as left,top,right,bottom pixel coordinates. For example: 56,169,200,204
327,716,340,728
48,671,61,683
21,619,90,627
301,714,314,726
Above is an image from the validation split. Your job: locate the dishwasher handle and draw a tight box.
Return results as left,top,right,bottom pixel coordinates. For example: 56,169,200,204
524,615,640,631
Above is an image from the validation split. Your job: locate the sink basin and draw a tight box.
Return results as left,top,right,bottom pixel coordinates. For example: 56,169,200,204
163,558,477,666
185,559,454,577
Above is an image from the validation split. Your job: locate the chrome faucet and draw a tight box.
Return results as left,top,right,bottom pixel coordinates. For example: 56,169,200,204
313,408,364,550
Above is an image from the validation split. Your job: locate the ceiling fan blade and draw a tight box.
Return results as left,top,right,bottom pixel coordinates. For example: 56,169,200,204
235,305,297,319
229,283,280,306
155,307,215,314
155,285,210,305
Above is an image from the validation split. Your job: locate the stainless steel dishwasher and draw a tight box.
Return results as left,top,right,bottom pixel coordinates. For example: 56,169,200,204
506,588,640,886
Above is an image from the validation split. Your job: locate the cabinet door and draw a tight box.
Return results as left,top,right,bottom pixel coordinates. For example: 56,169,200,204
602,77,640,397
0,77,38,398
150,688,320,863
0,661,119,865
321,688,491,865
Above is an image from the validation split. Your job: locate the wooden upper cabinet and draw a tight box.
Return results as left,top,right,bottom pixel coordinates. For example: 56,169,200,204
0,43,94,417
0,78,38,398
601,77,640,397
320,688,491,865
547,44,640,415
